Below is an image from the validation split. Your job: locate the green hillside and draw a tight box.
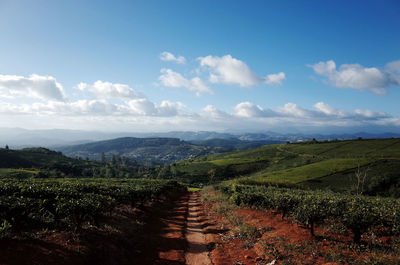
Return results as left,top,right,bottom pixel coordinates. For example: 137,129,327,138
56,137,223,166
174,138,400,196
0,147,138,178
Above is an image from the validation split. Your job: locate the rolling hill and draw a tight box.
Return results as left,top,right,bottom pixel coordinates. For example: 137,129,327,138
56,137,278,165
0,147,102,178
56,137,225,166
172,138,400,196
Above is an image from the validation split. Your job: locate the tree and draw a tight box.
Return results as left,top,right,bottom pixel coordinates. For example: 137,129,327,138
5,144,9,150
111,154,117,166
101,152,106,163
352,164,369,195
208,168,217,181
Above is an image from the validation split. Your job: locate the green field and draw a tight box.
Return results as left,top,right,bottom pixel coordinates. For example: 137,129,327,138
235,158,371,184
0,168,40,178
174,138,400,196
1,138,400,196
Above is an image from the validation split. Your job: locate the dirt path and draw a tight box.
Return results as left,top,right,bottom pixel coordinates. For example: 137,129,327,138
185,193,212,265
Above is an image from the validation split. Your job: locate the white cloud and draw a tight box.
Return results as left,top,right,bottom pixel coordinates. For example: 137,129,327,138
199,55,259,87
0,97,187,118
0,99,119,116
127,98,157,116
309,60,400,94
386,60,400,73
201,105,229,119
0,74,66,101
160,51,186,64
234,102,269,117
158,68,213,96
157,100,187,117
0,99,398,132
354,109,389,119
77,80,138,99
313,102,389,120
314,102,345,116
264,72,286,85
198,54,286,87
277,103,309,118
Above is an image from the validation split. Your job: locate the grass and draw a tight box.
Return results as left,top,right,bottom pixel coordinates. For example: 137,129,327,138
201,187,262,247
209,158,261,166
242,158,372,184
0,168,39,178
187,187,201,192
177,138,400,186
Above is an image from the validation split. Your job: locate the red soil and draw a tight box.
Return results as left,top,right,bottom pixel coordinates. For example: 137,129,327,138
0,194,190,265
1,192,399,265
202,200,400,265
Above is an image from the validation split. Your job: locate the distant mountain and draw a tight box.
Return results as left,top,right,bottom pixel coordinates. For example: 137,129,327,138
189,138,283,151
55,137,224,165
2,127,400,149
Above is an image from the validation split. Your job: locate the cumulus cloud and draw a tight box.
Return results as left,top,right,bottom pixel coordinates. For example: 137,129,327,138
77,80,138,99
201,105,229,119
264,72,286,85
309,60,400,94
386,60,400,73
157,100,188,117
1,98,398,132
158,68,213,96
160,51,186,64
199,55,259,87
126,98,157,116
354,109,389,119
314,102,345,116
313,102,390,120
0,97,188,118
231,101,393,125
198,54,286,87
0,74,66,101
277,103,310,118
0,100,120,116
234,102,271,117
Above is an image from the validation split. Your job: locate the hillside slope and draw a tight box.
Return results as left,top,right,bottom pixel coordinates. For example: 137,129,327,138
56,137,223,165
0,147,103,177
173,138,400,196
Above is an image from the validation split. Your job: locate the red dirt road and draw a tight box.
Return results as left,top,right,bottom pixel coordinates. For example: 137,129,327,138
185,193,212,265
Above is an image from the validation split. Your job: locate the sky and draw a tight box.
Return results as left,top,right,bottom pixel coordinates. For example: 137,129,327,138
0,0,399,133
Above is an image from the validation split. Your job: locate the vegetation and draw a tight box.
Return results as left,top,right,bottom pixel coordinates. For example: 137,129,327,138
56,137,225,166
0,178,185,235
172,138,400,196
0,147,149,178
216,183,400,243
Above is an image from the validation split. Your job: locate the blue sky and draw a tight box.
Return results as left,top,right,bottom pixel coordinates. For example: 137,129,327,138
0,0,399,133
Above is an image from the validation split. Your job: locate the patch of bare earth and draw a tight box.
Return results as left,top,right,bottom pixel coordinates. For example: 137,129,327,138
202,192,400,265
185,193,212,265
203,189,400,265
0,194,190,265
